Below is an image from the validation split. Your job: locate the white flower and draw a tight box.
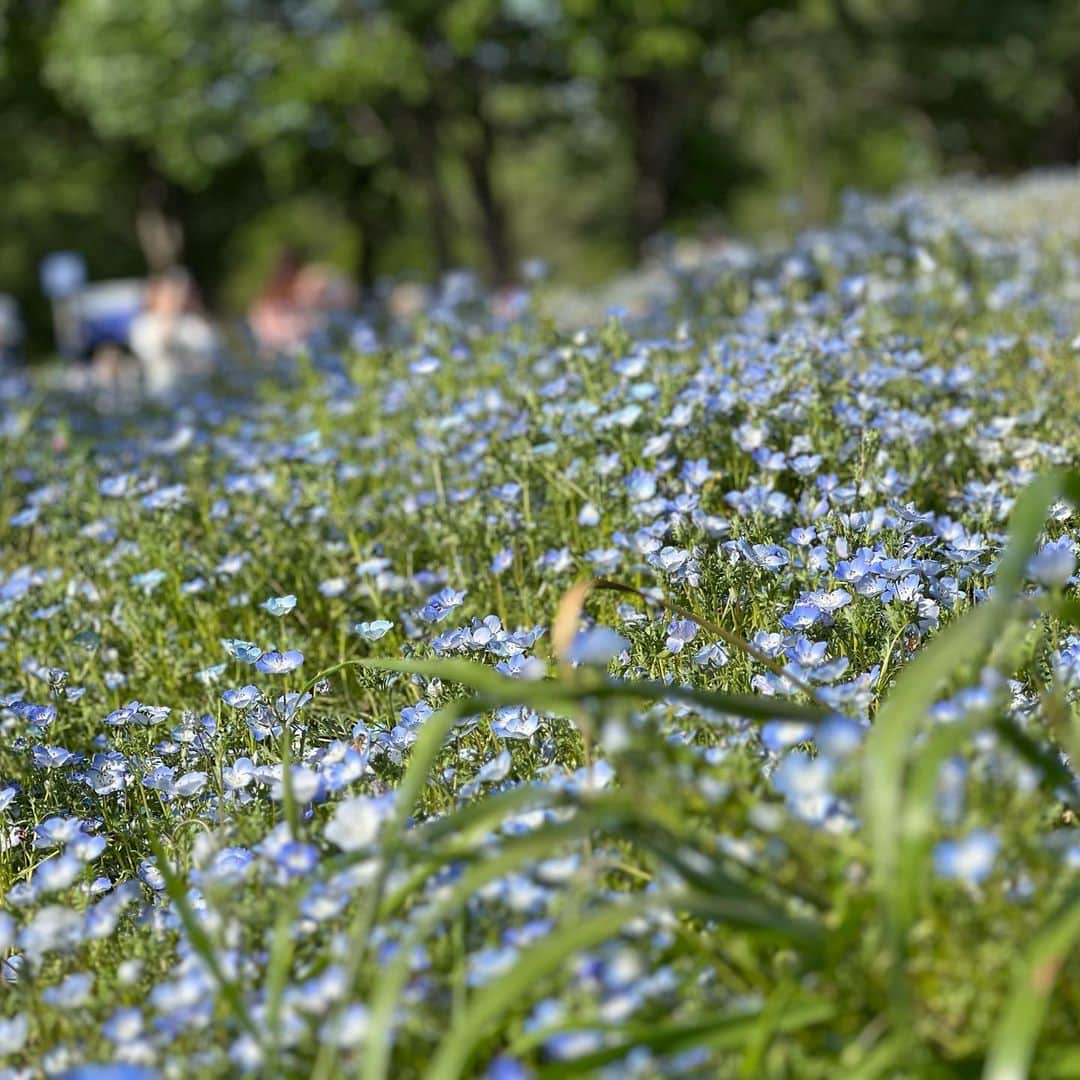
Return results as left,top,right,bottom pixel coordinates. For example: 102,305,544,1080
324,795,391,852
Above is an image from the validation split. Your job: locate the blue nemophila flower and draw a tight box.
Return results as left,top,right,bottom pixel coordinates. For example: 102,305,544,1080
34,816,84,848
356,556,392,577
195,662,228,685
142,483,186,510
419,587,466,623
772,752,835,825
32,745,77,769
202,846,254,886
625,468,657,502
15,701,56,726
319,577,349,597
98,473,135,497
578,502,600,526
129,569,166,594
222,685,261,709
781,605,822,631
494,653,546,680
255,650,304,674
246,706,283,741
55,1065,158,1080
271,765,321,804
565,626,629,666
468,945,518,987
761,721,816,752
173,771,208,797
490,549,513,574
34,852,83,894
9,506,38,527
70,832,106,862
222,757,256,790
0,1014,28,1054
262,594,297,617
274,840,319,879
665,617,697,654
42,971,94,1008
102,1006,143,1044
933,830,1000,886
222,638,262,663
276,690,312,720
492,705,542,740
1028,538,1076,587
693,642,729,668
354,619,393,641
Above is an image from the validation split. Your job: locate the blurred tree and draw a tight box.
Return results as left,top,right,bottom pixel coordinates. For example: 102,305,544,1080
0,0,147,343
559,0,784,255
44,0,560,287
45,0,427,288
0,0,1078,360
821,0,1080,172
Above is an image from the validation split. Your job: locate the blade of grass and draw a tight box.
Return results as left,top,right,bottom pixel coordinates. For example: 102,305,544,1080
308,655,829,725
991,716,1080,811
864,470,1078,1032
527,997,836,1076
867,473,1070,934
361,801,642,1080
894,718,977,929
864,600,1002,934
993,472,1066,596
263,886,302,1072
983,890,1080,1080
311,693,477,1080
424,895,660,1080
146,832,258,1040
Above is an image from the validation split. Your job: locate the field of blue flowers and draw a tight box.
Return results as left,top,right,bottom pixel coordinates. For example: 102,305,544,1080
3,185,1080,1079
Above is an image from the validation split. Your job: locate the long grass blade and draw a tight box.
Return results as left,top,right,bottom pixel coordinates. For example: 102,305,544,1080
424,895,659,1080
983,891,1080,1080
528,997,836,1076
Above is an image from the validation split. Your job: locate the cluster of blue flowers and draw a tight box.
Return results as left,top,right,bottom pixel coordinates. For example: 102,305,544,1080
1,180,1079,1076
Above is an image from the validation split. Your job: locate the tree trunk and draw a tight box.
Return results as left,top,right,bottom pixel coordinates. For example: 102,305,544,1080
414,105,454,276
626,76,686,258
463,107,514,285
345,172,394,296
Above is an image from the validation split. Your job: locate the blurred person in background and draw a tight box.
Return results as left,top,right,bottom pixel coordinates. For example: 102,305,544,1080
248,251,358,357
247,250,311,357
129,267,219,398
296,261,358,348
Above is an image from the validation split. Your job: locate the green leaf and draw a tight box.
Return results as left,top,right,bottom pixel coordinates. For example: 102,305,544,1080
983,891,1080,1080
528,997,836,1075
362,802,642,1080
263,887,302,1069
866,471,1073,939
424,895,661,1080
863,601,1001,936
309,655,829,724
